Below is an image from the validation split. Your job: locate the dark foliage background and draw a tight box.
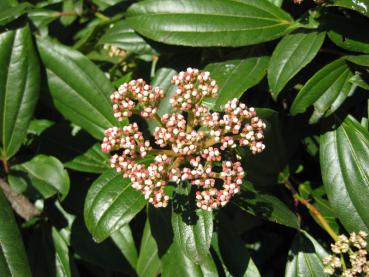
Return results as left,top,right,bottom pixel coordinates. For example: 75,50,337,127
1,0,369,276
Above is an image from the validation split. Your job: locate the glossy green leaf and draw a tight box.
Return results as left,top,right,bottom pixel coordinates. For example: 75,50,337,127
111,225,138,270
235,182,299,229
0,190,32,277
204,49,269,111
71,218,135,273
52,227,73,277
36,123,109,174
268,30,325,99
320,115,369,233
12,155,70,200
36,37,119,139
285,231,328,277
162,242,218,277
326,14,369,54
126,0,296,47
148,68,177,133
137,220,162,277
27,119,54,136
290,59,355,124
172,184,213,264
99,21,156,55
212,213,261,277
267,0,283,6
84,170,146,242
328,0,369,17
0,2,33,26
240,109,288,187
0,26,40,159
64,143,109,173
0,0,17,10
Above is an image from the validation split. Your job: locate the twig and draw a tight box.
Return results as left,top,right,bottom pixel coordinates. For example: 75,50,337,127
0,178,41,221
285,179,339,241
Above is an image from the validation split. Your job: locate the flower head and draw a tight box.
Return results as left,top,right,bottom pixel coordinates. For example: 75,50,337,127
102,68,266,210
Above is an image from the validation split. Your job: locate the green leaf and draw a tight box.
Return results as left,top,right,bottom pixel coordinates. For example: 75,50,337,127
162,242,218,277
0,190,32,277
126,0,296,47
268,30,325,99
36,37,119,139
148,68,177,133
290,59,355,124
27,119,54,136
267,0,283,6
12,155,70,200
0,0,17,10
0,2,33,26
325,14,369,54
64,143,109,173
99,21,156,55
235,182,299,229
320,115,369,233
240,108,288,186
84,170,146,242
204,49,269,111
52,227,74,277
111,225,138,270
285,231,328,277
212,213,261,277
137,219,162,277
328,0,369,17
172,184,213,264
0,26,40,159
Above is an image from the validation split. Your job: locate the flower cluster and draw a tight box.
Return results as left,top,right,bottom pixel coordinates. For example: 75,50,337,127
323,231,369,276
101,68,266,210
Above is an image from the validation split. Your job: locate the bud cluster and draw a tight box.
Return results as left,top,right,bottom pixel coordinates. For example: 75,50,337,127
102,68,266,210
323,231,369,276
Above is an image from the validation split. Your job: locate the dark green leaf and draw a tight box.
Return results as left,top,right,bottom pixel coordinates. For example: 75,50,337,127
268,30,325,99
235,182,299,229
285,231,328,277
52,227,74,277
99,21,156,55
204,49,269,111
64,143,109,173
326,14,369,54
0,190,32,277
172,184,213,264
212,213,261,277
267,0,283,6
126,0,296,47
71,218,135,273
290,59,355,124
0,26,40,159
137,219,162,277
328,0,369,17
12,155,70,200
0,2,33,26
148,68,177,133
27,119,54,136
36,37,120,139
162,242,218,277
320,115,369,233
84,170,146,242
241,108,288,186
111,225,138,270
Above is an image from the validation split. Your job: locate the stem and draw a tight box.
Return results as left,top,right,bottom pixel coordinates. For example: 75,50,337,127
285,179,339,241
95,12,110,21
150,148,176,156
0,178,41,221
55,11,79,17
153,113,164,127
150,55,159,78
1,158,9,173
